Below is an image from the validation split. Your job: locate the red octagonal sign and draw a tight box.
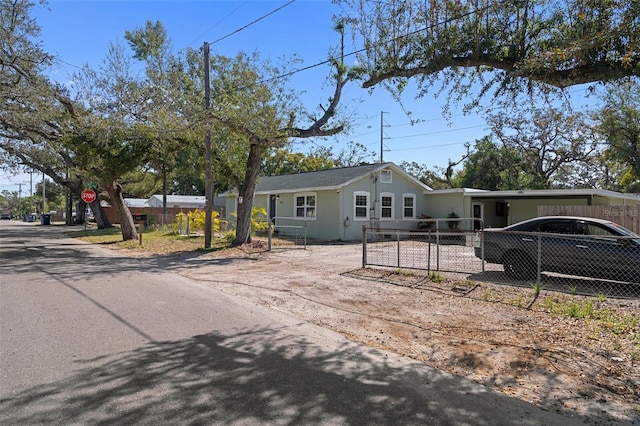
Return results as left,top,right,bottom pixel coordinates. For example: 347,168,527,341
81,189,97,203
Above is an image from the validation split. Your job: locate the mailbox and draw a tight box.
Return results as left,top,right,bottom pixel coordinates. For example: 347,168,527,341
132,213,148,222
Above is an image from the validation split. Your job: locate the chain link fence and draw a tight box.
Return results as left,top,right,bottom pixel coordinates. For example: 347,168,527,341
267,217,308,250
363,218,640,299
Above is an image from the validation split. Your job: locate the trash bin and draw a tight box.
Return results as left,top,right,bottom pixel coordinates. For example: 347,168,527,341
23,213,37,222
41,214,51,225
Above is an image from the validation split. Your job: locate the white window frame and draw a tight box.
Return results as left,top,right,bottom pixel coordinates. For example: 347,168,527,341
380,192,394,220
402,193,416,219
294,192,317,220
380,169,392,183
353,191,370,221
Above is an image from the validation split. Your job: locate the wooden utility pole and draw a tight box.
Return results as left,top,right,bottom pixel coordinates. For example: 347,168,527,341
203,42,213,248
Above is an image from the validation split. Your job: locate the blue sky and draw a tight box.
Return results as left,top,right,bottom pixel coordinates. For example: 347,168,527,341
0,0,592,194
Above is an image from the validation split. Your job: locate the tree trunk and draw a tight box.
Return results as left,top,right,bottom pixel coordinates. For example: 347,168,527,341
161,161,167,226
232,144,266,246
87,198,112,229
105,181,138,241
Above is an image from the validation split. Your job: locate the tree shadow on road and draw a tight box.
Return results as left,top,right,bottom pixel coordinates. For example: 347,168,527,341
0,323,589,425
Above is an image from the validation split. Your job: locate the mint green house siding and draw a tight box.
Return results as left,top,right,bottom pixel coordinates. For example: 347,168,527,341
224,163,432,241
426,188,640,230
224,165,640,240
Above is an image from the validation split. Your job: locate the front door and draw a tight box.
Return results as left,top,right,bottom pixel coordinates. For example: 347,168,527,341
269,195,277,223
472,203,483,230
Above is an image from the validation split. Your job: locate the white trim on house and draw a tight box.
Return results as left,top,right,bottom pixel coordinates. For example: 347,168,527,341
380,192,395,220
354,191,370,221
402,193,416,219
294,192,317,220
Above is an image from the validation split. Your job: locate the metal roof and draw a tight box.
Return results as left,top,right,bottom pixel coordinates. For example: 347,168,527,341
465,188,640,201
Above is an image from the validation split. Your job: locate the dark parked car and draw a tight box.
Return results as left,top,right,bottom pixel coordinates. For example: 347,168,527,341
474,216,640,282
0,213,11,220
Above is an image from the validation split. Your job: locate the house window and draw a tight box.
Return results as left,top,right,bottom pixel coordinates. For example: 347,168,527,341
380,169,392,183
380,192,394,219
354,191,369,220
294,193,316,219
403,194,416,219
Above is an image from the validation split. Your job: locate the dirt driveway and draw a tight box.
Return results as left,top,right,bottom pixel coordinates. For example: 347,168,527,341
168,242,639,424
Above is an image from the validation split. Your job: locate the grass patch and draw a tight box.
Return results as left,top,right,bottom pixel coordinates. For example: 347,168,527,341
71,226,234,255
540,295,640,337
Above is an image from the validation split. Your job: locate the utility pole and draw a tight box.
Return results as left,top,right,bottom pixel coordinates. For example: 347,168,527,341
17,183,23,216
380,111,389,163
42,172,46,215
203,42,214,249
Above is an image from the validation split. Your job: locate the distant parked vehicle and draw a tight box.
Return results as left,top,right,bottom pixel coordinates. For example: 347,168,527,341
474,216,640,282
0,213,11,220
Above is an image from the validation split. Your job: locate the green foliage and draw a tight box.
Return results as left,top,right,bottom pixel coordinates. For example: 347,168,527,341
428,271,443,283
250,207,269,232
486,107,597,189
452,137,531,190
173,209,220,234
541,296,639,336
339,0,639,110
446,211,459,230
263,148,335,176
400,162,451,189
595,79,640,192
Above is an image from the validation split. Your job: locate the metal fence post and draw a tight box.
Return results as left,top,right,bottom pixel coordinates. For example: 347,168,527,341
268,220,272,251
436,226,440,271
536,232,542,284
362,225,367,268
427,228,432,273
304,221,307,249
397,229,401,268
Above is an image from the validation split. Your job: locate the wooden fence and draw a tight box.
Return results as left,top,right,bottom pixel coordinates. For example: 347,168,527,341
102,206,225,227
538,205,640,234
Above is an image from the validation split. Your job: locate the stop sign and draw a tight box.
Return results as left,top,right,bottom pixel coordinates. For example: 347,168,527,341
81,189,97,203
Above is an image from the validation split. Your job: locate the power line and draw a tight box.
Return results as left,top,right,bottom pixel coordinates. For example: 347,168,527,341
392,124,487,140
209,0,297,46
186,1,250,48
252,0,507,88
391,140,474,153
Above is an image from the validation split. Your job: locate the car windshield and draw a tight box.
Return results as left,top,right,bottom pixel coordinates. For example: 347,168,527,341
610,223,640,244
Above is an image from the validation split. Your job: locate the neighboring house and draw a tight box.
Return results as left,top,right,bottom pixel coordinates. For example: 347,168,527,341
147,195,206,209
104,195,226,225
124,198,149,208
224,163,432,241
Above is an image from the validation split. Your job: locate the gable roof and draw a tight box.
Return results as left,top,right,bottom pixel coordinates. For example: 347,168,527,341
253,162,432,194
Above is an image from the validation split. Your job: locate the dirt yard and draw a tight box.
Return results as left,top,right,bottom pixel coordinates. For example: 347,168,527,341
148,242,639,424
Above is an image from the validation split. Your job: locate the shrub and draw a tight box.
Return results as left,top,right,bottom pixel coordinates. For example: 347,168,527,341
173,209,220,235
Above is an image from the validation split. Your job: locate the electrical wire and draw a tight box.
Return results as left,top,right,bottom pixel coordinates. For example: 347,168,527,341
185,1,250,48
209,0,297,46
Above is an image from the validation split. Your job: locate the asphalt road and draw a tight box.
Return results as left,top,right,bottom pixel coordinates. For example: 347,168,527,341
0,220,586,425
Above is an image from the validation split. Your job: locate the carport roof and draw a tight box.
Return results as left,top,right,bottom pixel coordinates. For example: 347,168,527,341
465,188,640,202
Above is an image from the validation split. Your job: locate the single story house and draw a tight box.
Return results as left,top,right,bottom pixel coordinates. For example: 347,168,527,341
224,162,432,241
147,195,206,209
223,163,640,241
124,198,149,208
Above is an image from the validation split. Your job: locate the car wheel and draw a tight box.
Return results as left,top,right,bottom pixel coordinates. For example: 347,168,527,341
503,251,535,280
